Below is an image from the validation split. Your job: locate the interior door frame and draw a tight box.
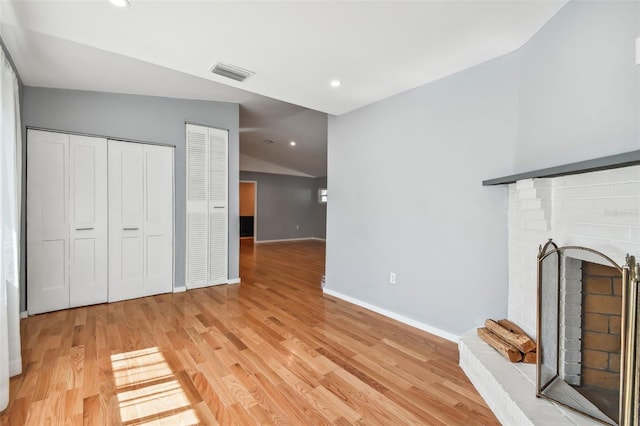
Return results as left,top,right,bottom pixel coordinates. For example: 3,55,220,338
239,180,258,241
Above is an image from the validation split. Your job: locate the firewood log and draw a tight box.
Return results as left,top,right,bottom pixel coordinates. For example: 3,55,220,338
523,350,537,364
477,327,522,362
485,319,537,353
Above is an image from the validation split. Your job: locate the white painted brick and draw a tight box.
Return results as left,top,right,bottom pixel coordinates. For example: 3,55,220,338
565,376,580,386
518,187,539,200
564,293,581,306
564,267,582,281
524,209,546,221
577,184,610,198
577,210,606,224
529,220,550,231
564,304,581,316
590,224,630,240
562,198,594,210
553,187,578,200
564,222,592,236
534,178,553,189
609,182,640,197
565,167,628,186
563,351,582,362
536,188,552,200
563,363,581,375
563,339,581,351
563,327,581,339
516,179,535,190
610,241,640,259
553,210,579,222
627,166,640,181
592,197,629,210
629,228,640,241
564,278,581,290
606,209,640,226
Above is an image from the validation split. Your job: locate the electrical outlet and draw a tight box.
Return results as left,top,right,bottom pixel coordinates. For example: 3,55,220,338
389,272,396,285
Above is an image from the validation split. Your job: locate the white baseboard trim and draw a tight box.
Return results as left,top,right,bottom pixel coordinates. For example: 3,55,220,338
20,311,28,319
173,286,187,293
311,237,326,241
9,359,22,376
322,288,459,343
228,278,241,284
255,237,317,244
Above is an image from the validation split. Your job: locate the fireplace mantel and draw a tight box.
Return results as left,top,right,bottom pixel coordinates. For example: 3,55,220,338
483,150,640,186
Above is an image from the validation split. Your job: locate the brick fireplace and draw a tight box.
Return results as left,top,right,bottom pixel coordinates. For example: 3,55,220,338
578,262,622,421
460,163,640,425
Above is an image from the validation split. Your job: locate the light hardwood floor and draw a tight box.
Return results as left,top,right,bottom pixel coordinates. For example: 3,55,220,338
0,239,499,425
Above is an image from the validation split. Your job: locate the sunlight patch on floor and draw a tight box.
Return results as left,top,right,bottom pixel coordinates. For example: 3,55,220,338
111,347,200,425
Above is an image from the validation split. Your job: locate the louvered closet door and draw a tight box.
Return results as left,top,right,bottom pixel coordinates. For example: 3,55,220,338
69,135,108,308
27,130,70,314
186,125,209,288
108,141,145,302
142,144,174,296
186,124,228,288
208,128,228,285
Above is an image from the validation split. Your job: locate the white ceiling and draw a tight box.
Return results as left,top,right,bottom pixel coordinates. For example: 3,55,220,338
0,0,567,177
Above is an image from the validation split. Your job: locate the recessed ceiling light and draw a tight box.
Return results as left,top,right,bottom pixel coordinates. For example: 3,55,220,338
110,0,130,7
330,80,342,88
289,141,296,146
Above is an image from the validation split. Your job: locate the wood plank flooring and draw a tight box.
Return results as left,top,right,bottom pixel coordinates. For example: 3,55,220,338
0,239,499,425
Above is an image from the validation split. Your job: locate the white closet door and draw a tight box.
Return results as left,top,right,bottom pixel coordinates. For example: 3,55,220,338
69,135,108,307
208,128,228,285
186,124,209,289
142,144,174,296
27,130,70,314
108,141,144,302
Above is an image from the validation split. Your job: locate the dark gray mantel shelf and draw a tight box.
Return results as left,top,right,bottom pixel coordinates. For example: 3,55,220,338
483,150,640,186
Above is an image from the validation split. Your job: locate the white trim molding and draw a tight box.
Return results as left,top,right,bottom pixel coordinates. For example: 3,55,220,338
322,288,459,343
255,237,319,244
228,278,241,284
20,311,28,319
173,286,187,293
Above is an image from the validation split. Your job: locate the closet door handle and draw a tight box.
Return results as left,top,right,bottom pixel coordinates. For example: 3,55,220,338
76,227,94,231
123,227,139,231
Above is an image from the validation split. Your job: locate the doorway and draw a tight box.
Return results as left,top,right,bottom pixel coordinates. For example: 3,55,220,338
239,181,257,240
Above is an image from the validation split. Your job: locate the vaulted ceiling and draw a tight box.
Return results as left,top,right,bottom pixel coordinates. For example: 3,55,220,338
0,0,567,177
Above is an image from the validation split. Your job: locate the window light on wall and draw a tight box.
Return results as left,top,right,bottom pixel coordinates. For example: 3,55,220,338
318,188,327,203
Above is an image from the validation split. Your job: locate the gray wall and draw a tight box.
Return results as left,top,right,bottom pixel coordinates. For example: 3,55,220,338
326,0,639,338
516,0,639,171
239,171,326,241
327,53,518,337
22,87,240,310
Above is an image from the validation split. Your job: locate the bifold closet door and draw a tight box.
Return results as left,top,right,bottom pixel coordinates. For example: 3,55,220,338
108,141,144,302
142,144,174,296
108,140,173,302
27,130,108,314
69,135,108,307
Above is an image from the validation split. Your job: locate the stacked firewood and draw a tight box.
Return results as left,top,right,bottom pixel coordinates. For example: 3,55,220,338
477,319,537,363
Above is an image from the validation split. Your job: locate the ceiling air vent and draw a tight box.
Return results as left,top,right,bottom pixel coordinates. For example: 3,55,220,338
211,62,255,82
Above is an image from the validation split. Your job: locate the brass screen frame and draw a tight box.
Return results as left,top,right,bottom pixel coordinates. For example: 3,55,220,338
536,240,639,426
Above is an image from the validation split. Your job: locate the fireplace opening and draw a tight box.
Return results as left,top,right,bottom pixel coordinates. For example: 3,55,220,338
577,262,622,423
537,242,639,426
